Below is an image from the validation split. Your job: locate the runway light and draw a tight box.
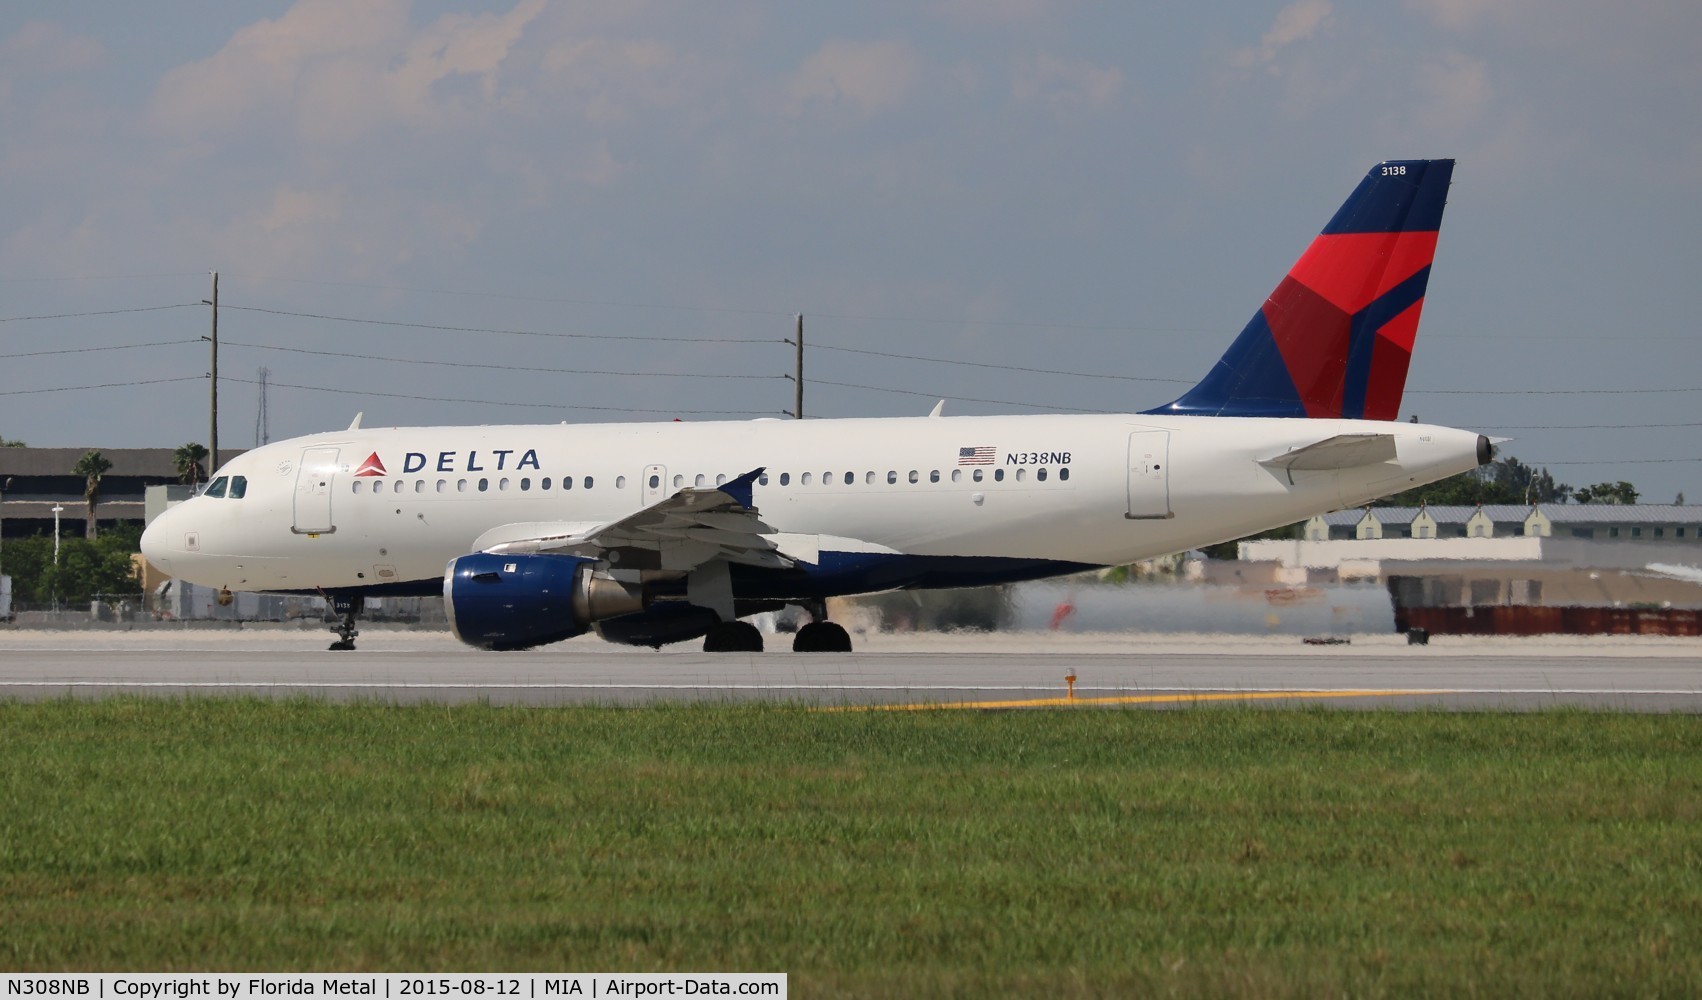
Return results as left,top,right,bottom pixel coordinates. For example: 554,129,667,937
1065,671,1077,700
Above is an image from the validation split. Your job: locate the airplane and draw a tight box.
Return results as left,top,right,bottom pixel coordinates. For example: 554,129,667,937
140,158,1488,653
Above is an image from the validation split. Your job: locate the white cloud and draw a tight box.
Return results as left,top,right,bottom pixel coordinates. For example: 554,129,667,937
1416,50,1491,133
1012,53,1124,109
147,0,545,142
1233,0,1332,70
0,20,104,105
787,39,920,118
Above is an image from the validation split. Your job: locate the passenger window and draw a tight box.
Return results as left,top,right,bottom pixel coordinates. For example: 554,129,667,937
649,475,660,488
843,471,854,485
350,481,361,495
228,476,248,499
823,472,832,485
994,469,1004,482
972,469,984,482
673,475,683,488
520,478,530,491
437,479,447,493
394,480,405,494
541,477,552,490
499,477,510,491
695,474,706,487
584,476,593,489
415,480,425,493
1059,468,1070,481
864,471,874,485
716,474,727,486
802,473,813,485
930,470,940,483
780,473,790,486
887,471,898,485
951,469,962,483
617,476,626,489
457,479,469,493
759,473,769,486
1037,468,1047,482
1015,468,1026,482
206,477,228,498
479,478,490,492
908,470,918,484
564,476,573,490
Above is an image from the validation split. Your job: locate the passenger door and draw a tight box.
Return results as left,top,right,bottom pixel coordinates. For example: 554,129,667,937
292,447,340,534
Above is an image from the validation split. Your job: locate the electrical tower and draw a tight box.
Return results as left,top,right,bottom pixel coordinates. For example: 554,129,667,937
255,366,271,447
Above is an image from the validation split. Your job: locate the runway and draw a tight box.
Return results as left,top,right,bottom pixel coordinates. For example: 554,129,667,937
1,627,1699,710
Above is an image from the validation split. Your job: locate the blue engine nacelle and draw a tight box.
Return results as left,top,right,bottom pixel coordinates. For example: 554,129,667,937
444,552,645,651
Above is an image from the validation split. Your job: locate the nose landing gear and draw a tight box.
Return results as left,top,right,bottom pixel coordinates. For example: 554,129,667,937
324,592,364,651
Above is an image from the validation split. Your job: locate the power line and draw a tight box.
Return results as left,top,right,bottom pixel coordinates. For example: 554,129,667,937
809,343,1192,383
0,339,200,359
222,376,777,417
221,340,785,380
1413,387,1702,396
223,272,796,318
1524,458,1702,466
806,378,1113,414
1479,421,1702,431
0,303,200,323
0,273,206,284
0,375,205,396
222,304,783,344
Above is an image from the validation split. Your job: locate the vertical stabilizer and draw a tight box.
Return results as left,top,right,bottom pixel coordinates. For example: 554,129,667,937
1149,159,1454,419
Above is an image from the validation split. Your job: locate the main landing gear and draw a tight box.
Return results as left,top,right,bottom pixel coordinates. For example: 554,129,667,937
697,603,854,653
325,593,364,651
792,620,852,653
790,599,851,652
703,619,764,653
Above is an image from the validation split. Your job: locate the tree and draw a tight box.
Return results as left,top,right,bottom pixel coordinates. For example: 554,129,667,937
0,435,23,447
1379,455,1572,507
72,450,112,539
1574,481,1639,505
174,442,208,490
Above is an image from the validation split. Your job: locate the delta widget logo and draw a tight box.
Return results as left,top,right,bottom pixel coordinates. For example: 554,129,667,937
353,453,388,477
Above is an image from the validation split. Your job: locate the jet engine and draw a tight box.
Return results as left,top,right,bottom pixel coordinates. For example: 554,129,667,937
444,552,645,650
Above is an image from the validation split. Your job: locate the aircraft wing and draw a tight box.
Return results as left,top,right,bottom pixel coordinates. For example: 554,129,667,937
476,468,794,572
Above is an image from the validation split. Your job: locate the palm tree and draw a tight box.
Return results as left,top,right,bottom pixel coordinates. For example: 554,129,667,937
73,450,112,539
174,442,208,490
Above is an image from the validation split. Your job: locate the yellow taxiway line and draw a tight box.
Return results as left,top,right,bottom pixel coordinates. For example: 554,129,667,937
835,689,1456,712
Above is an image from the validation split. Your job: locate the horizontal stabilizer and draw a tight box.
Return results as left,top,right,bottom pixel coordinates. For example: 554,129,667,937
1260,433,1396,472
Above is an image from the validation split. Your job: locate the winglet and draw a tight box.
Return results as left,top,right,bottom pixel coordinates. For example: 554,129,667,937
719,468,764,510
347,412,364,431
928,400,945,417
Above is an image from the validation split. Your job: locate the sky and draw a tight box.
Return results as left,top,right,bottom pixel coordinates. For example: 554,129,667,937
2,0,1700,502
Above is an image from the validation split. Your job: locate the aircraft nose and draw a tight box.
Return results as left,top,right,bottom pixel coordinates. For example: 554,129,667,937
139,506,180,571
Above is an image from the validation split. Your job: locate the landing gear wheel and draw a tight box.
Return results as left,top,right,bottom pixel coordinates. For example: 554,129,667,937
703,620,764,653
792,621,852,653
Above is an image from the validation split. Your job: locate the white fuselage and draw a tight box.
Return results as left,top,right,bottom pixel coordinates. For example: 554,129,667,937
141,412,1483,596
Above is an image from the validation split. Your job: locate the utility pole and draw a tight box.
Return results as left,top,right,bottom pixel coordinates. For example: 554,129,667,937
204,271,219,473
790,314,804,419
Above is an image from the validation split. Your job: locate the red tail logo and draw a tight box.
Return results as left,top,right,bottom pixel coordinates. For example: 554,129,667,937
353,453,387,477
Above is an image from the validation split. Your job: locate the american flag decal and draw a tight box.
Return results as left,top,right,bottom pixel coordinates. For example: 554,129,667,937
958,446,995,466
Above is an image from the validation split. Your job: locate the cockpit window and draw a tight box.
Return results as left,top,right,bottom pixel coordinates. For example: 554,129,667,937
204,477,228,498
228,476,248,499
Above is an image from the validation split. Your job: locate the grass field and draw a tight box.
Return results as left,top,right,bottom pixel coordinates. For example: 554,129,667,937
1,700,1698,997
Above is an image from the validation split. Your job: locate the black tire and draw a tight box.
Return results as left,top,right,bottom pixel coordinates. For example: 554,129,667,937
792,621,853,653
702,620,764,653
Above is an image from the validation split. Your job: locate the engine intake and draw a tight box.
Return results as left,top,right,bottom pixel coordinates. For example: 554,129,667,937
444,552,644,650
